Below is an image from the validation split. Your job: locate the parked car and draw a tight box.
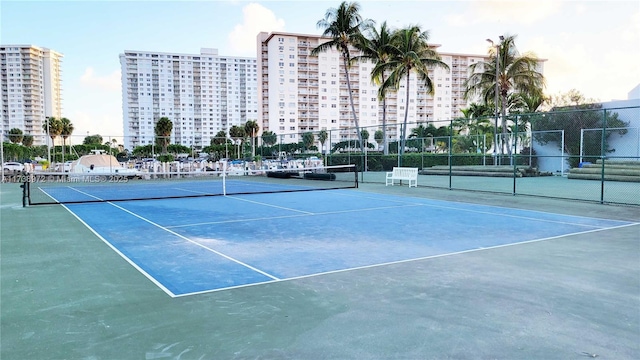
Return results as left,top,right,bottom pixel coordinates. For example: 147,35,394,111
55,161,73,172
2,161,25,173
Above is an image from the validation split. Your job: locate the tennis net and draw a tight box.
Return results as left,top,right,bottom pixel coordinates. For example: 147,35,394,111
22,164,358,206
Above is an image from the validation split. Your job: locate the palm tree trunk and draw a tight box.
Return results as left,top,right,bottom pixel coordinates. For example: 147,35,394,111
381,73,388,155
342,55,363,153
400,75,411,166
500,92,512,158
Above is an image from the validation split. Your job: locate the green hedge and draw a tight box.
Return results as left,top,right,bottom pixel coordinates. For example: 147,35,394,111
326,153,498,171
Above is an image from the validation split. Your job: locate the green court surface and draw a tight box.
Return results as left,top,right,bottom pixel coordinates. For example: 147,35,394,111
1,180,639,359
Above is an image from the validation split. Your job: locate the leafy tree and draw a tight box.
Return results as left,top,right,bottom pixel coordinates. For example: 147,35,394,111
154,117,173,154
531,101,628,168
167,144,191,155
360,129,370,147
302,132,315,151
84,134,103,145
211,130,228,146
331,139,375,152
375,25,449,164
464,34,545,157
132,145,153,158
261,130,277,147
312,1,373,153
355,21,396,154
22,134,34,147
374,130,384,150
7,128,23,144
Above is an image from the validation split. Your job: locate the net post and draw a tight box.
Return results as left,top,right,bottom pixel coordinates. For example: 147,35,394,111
354,164,359,188
222,160,227,196
21,172,30,207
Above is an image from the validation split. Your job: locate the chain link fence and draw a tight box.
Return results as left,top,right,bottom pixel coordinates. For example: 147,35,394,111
3,105,639,205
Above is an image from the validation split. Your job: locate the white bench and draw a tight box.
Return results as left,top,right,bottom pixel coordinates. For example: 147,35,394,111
386,167,418,187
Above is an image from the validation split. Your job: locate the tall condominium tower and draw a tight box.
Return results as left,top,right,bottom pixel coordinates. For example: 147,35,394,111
257,31,507,147
1,45,63,145
119,48,258,151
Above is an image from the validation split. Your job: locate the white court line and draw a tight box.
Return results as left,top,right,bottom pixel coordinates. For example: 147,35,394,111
173,221,639,297
331,190,632,229
67,186,105,201
59,204,177,298
106,202,280,281
226,195,314,214
166,201,422,228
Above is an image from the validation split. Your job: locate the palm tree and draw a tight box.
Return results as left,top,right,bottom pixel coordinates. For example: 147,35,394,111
311,1,373,153
43,117,63,164
244,120,259,157
374,25,449,165
317,130,328,154
409,123,438,152
154,117,173,154
229,125,245,159
60,117,74,162
355,21,396,155
464,34,545,157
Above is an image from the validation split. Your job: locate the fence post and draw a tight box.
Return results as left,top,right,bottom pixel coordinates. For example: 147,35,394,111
600,109,607,204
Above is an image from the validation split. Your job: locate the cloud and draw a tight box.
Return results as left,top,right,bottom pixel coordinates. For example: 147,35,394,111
526,9,640,102
79,67,121,91
446,0,561,27
70,110,124,143
228,3,285,56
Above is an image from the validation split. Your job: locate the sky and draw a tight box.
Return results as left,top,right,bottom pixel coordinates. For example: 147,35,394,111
2,0,639,142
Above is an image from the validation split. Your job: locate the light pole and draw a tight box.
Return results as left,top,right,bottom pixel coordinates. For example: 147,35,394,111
486,37,503,165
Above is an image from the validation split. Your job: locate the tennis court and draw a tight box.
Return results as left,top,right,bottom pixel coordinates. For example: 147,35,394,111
61,189,633,298
2,175,639,359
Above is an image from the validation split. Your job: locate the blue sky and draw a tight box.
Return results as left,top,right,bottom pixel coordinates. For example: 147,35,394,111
2,0,639,141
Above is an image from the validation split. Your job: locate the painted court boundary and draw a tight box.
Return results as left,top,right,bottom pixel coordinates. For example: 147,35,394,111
55,190,638,298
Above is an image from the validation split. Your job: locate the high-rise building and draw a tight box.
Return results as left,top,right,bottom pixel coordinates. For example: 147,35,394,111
119,48,258,151
257,31,506,147
1,45,63,145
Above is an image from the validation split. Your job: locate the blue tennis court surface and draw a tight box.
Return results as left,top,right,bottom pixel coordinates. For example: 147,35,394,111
63,190,635,297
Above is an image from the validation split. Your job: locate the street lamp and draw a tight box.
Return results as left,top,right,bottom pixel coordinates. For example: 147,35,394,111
486,36,503,165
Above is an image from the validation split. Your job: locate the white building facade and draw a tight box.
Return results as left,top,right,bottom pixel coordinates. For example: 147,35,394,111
257,31,496,148
119,48,258,151
1,45,63,145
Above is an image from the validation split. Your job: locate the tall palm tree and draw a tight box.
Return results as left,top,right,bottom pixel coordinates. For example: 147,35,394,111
154,117,173,154
354,21,396,155
374,25,449,165
229,125,245,159
464,34,545,157
317,129,328,154
60,117,74,162
311,1,373,153
244,120,259,157
43,117,63,163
